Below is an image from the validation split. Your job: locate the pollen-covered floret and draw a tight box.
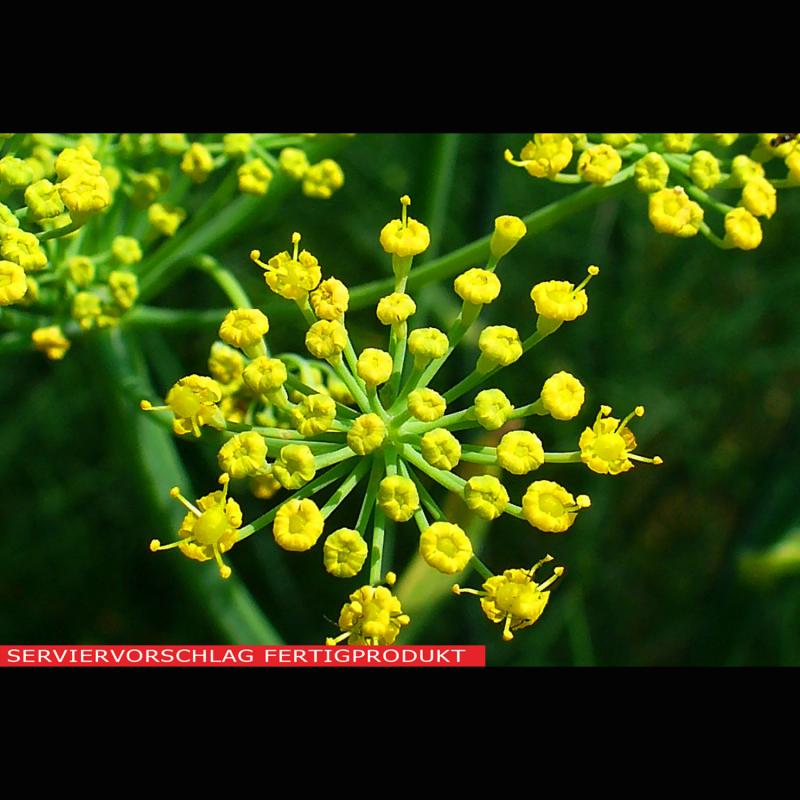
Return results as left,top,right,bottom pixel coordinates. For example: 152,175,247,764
723,207,762,250
243,356,287,394
531,266,599,322
31,325,70,360
634,152,670,193
357,348,393,386
579,404,662,474
150,474,241,579
419,521,473,574
376,292,416,325
504,134,573,179
279,147,310,180
302,159,344,199
454,268,501,305
473,388,513,431
273,497,325,552
1,229,48,272
310,277,349,320
522,480,590,533
108,270,139,310
496,430,544,475
420,428,462,471
577,144,622,184
181,143,214,183
111,236,143,265
58,171,111,217
648,187,703,238
331,585,410,645
323,528,369,578
273,444,317,490
291,393,336,436
347,413,386,455
477,325,522,369
0,261,28,305
218,431,268,479
689,150,722,190
24,179,64,219
378,475,420,522
454,555,564,641
407,388,446,422
150,375,226,438
464,475,509,521
219,308,269,353
407,327,449,364
251,232,322,300
380,195,430,258
490,215,527,259
305,319,348,360
540,371,585,420
238,159,273,196
740,177,776,219
148,203,186,236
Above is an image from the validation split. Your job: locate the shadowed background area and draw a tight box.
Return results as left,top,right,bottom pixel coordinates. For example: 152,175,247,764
2,133,799,665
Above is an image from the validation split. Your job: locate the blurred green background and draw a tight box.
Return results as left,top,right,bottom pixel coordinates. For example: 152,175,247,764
3,133,799,665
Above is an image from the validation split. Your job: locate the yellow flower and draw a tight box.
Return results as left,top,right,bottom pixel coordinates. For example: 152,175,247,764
579,404,661,474
72,290,102,330
273,497,325,552
454,267,501,306
24,179,64,219
310,277,349,320
530,266,599,323
407,388,446,422
453,555,564,641
1,229,48,272
156,375,226,438
302,159,344,199
0,261,27,305
540,371,585,420
332,585,410,645
712,134,739,147
723,207,762,250
0,156,35,188
250,232,322,301
421,428,462,471
0,202,20,232
131,170,169,208
58,171,111,218
279,147,310,180
273,444,317,490
148,203,186,237
689,150,721,190
376,292,417,325
473,388,513,431
249,473,282,500
31,325,70,360
347,413,386,455
150,474,241,579
496,430,544,475
238,159,273,196
464,475,509,520
155,133,189,155
378,475,420,522
490,215,527,259
208,342,245,389
218,308,269,353
419,521,473,574
634,152,670,193
218,432,268,479
323,528,369,578
357,347,393,386
504,134,573,179
223,133,253,157
522,480,590,533
291,393,337,436
243,356,287,394
111,236,143,265
477,325,522,371
407,326,449,366
108,270,139,310
648,187,703,237
602,134,638,148
181,143,214,183
379,195,430,257
740,177,776,219
731,155,765,186
305,319,348,360
662,133,695,153
577,144,622,184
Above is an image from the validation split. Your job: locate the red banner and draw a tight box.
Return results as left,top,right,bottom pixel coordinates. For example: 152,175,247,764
0,645,485,667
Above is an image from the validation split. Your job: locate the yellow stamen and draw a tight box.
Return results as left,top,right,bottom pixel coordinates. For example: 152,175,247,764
400,195,410,226
292,231,301,260
575,265,600,292
150,538,183,552
140,400,169,412
385,571,397,586
503,614,514,641
538,566,565,592
213,545,232,579
170,486,202,517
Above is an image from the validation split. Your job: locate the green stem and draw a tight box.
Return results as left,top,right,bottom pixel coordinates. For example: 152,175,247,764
195,255,253,309
399,443,465,495
320,458,371,519
355,455,383,535
37,218,84,241
369,506,388,586
123,306,230,330
423,133,460,260
347,164,635,311
314,446,356,470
